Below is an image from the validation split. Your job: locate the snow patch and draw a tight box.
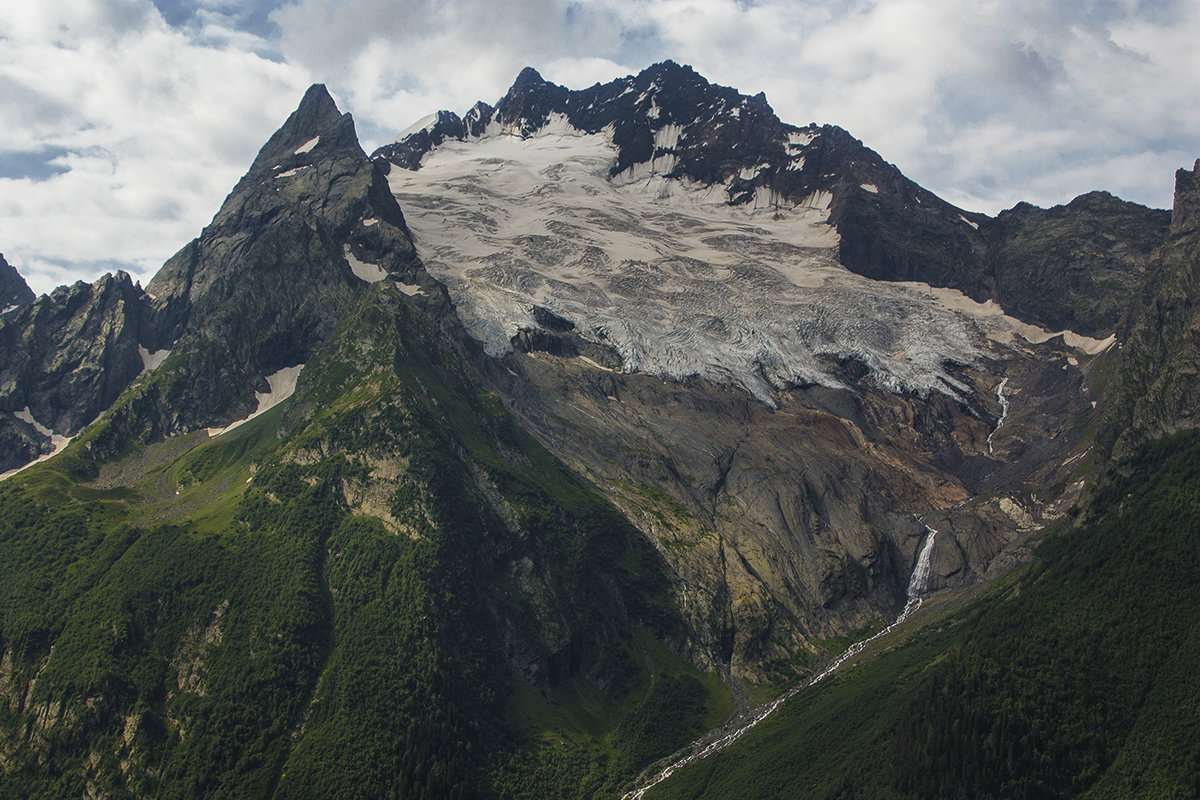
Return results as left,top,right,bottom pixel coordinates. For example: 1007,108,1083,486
860,183,879,193
394,282,425,296
344,244,388,283
139,345,170,373
909,284,1117,354
362,217,379,227
959,214,979,230
14,407,52,437
787,131,814,148
1,408,73,482
392,113,438,143
276,166,311,179
294,136,320,155
207,365,304,438
653,124,682,151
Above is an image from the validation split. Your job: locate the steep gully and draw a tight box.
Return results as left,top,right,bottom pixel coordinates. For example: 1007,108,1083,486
621,524,939,800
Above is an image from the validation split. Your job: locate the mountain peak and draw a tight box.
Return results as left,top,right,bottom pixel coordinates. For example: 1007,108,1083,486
512,66,547,88
248,83,361,174
495,67,568,135
299,82,337,113
644,59,696,79
0,253,36,309
1171,159,1199,237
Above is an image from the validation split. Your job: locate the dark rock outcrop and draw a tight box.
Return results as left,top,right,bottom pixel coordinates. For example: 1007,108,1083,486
0,272,151,470
980,192,1171,338
1101,160,1200,464
0,253,35,310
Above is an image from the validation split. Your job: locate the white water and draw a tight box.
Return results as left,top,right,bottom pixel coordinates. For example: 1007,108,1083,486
987,377,1010,456
621,525,938,800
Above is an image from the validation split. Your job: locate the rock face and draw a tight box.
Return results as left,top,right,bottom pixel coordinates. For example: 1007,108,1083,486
485,330,1097,678
1101,160,1200,464
86,84,439,456
0,254,35,310
0,272,151,471
980,192,1171,338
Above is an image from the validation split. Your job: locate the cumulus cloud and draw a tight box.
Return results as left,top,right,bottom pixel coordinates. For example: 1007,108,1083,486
1,0,1197,293
0,1,310,294
266,0,650,146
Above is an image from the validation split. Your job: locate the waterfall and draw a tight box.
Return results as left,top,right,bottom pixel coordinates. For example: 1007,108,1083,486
987,377,1009,456
620,524,938,799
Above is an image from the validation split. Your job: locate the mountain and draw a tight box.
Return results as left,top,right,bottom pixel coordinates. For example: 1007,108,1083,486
375,60,1169,340
0,271,150,472
1100,159,1200,463
0,63,1195,799
371,62,1124,679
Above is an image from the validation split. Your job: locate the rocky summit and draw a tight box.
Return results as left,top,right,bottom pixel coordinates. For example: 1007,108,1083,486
1,63,1198,800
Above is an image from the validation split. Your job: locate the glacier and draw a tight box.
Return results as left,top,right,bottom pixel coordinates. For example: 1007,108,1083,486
386,117,1107,405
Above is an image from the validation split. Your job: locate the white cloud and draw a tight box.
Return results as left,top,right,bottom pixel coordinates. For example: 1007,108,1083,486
0,2,309,294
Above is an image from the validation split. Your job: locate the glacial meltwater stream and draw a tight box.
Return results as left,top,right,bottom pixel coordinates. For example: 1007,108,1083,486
987,377,1010,456
621,524,939,800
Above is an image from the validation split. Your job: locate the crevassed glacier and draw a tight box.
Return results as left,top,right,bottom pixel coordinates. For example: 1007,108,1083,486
385,122,1092,404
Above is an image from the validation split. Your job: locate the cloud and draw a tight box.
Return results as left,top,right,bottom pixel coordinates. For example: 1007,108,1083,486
1,0,1196,294
266,0,654,147
0,1,310,294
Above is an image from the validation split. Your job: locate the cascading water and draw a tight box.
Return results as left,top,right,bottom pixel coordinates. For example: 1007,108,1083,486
987,377,1010,456
620,524,939,799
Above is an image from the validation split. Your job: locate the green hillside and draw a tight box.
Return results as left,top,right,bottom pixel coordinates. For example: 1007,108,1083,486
0,283,727,799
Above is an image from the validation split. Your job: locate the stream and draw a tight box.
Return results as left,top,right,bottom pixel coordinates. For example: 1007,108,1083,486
620,524,939,800
987,376,1010,456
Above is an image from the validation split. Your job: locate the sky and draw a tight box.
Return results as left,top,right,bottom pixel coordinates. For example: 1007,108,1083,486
1,0,1198,295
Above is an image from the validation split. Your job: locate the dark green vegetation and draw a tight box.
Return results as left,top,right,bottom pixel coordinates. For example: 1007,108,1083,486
648,430,1200,800
0,282,726,799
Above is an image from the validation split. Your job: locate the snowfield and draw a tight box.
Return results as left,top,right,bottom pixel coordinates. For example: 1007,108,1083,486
387,121,1107,404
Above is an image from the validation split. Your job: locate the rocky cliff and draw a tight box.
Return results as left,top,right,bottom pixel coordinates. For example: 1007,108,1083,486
0,272,151,472
1100,160,1200,464
0,254,34,311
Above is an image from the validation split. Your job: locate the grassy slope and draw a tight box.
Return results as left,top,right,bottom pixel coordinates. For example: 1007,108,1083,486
649,430,1200,800
0,284,728,799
